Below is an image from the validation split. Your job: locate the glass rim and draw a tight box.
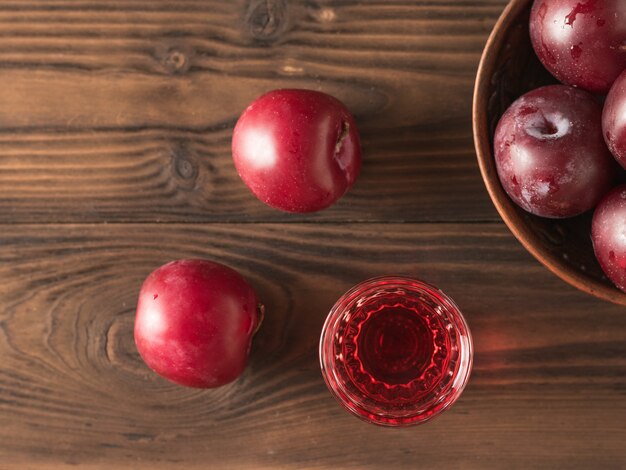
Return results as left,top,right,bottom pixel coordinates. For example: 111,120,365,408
319,275,473,427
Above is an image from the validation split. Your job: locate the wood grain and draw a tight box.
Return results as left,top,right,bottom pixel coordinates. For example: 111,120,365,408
3,1,625,468
0,0,507,223
0,223,625,469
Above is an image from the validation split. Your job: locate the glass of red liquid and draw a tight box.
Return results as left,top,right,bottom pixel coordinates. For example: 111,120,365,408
319,276,473,426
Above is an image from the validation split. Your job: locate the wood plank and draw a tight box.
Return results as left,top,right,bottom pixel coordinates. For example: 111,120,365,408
0,0,506,223
0,127,492,222
0,222,624,468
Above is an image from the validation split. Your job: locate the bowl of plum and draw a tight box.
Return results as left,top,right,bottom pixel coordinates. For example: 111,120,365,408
473,0,626,306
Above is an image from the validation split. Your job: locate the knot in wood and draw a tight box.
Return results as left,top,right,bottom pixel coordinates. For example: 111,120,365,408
169,144,199,190
245,0,288,42
104,313,141,371
162,48,189,75
174,155,197,181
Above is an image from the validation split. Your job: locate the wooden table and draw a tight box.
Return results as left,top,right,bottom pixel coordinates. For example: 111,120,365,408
1,1,625,468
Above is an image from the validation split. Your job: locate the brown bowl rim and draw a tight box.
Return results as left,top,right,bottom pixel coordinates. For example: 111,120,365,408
472,0,626,307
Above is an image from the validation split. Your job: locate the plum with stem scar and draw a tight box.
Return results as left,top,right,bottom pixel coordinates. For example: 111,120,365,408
232,89,361,213
494,85,616,218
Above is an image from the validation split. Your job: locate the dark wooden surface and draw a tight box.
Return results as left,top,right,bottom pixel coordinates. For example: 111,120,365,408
0,1,625,469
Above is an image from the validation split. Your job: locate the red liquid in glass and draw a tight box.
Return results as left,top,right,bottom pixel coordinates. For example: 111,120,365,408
342,300,450,403
320,276,472,426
